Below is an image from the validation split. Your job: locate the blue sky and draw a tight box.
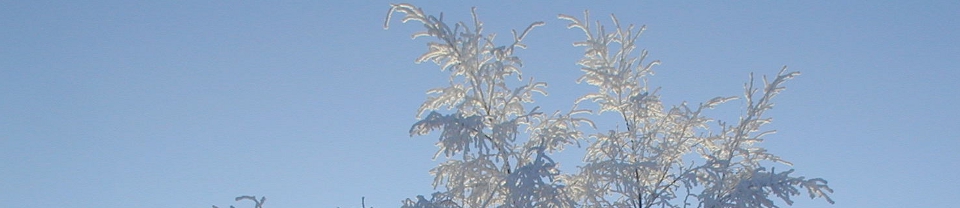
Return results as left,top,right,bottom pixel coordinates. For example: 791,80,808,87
2,1,958,207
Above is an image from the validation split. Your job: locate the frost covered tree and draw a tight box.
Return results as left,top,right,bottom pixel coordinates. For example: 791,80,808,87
385,4,583,207
384,3,832,208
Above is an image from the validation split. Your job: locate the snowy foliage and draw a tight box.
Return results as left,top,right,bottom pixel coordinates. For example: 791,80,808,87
385,3,584,207
386,3,832,208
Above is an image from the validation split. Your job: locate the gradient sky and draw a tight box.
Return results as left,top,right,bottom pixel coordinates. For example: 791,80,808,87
2,1,958,207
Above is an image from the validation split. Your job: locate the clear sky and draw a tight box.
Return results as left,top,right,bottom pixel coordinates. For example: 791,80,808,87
2,1,958,207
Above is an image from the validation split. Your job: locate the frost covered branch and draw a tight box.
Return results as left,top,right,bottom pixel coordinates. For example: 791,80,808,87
558,10,831,208
386,3,581,207
387,3,832,208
